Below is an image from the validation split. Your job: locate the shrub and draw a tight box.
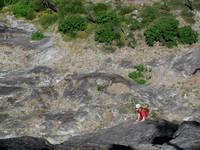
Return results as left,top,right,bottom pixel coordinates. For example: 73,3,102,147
0,1,5,9
31,0,46,12
31,32,44,40
3,0,19,5
129,19,141,31
12,0,35,20
89,3,109,13
57,0,85,16
95,23,121,43
39,13,58,29
134,79,146,85
97,85,105,91
139,5,158,26
178,26,198,44
95,11,120,25
128,71,146,85
139,4,172,26
144,18,179,47
134,64,145,72
118,5,134,15
116,39,125,47
128,71,143,79
58,15,87,37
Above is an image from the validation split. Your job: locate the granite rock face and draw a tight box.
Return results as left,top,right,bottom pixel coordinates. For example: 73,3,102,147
0,120,200,150
0,14,200,146
171,49,200,75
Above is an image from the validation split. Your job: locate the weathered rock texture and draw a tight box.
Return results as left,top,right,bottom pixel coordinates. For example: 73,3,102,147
0,13,200,146
0,120,200,150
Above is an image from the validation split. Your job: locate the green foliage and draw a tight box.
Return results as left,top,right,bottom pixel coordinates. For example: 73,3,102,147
165,0,185,10
97,85,105,91
139,4,172,27
128,64,151,85
95,11,120,25
193,0,200,10
178,26,198,44
31,0,46,12
56,0,85,16
102,45,116,53
118,5,134,15
31,32,44,40
3,0,19,5
134,79,146,85
58,15,87,37
144,16,198,47
11,0,35,20
139,5,158,26
134,64,146,72
89,3,109,13
128,71,143,79
129,19,141,31
0,1,5,9
116,39,125,48
95,23,121,43
39,13,58,29
144,18,179,47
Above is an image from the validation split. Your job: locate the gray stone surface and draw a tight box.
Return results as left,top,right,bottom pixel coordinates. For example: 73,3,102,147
1,120,200,150
171,49,200,75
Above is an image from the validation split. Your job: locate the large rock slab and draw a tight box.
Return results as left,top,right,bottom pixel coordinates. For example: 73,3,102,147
0,136,52,150
63,120,177,146
170,121,200,150
171,48,200,75
1,120,200,150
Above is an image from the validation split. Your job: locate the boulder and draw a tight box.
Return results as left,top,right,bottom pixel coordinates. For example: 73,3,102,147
169,121,200,150
0,136,52,150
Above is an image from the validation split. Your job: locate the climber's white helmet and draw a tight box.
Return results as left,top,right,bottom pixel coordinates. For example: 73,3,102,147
135,104,141,109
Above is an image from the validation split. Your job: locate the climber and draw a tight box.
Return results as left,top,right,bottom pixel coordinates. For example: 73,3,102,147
135,104,149,122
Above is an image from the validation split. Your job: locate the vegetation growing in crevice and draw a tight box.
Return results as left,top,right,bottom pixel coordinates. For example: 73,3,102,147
31,32,44,40
128,65,152,85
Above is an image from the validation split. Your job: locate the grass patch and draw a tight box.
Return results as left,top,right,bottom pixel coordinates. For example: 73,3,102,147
39,13,58,29
193,0,200,10
97,84,106,91
31,32,44,40
88,3,110,14
118,5,135,15
56,0,85,17
180,9,195,24
102,45,116,53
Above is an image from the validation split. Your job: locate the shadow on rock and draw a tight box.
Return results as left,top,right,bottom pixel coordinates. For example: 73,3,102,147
108,144,135,150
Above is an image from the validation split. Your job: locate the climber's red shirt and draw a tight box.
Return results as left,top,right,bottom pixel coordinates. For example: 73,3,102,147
137,109,149,120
